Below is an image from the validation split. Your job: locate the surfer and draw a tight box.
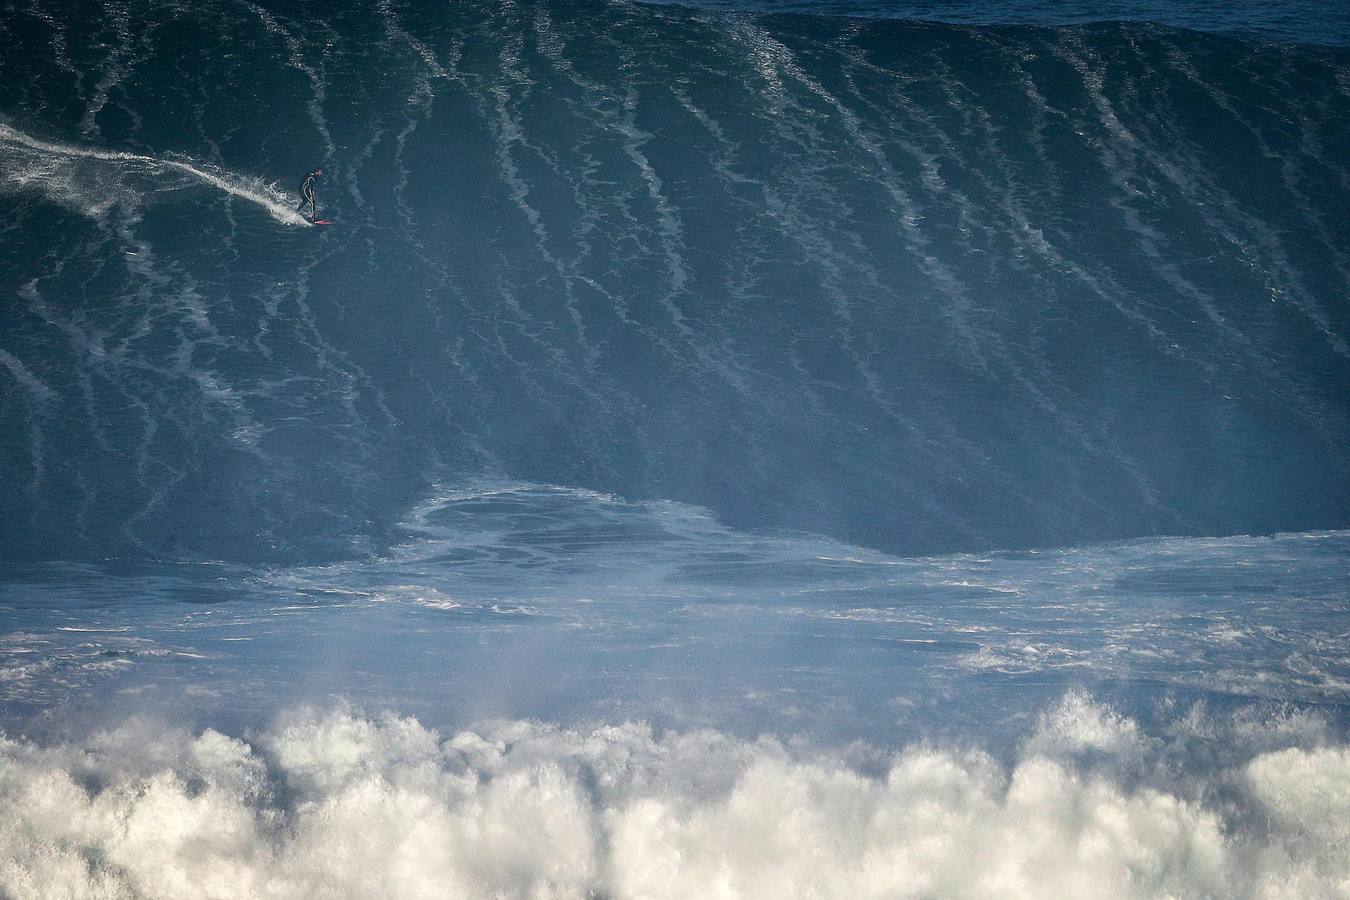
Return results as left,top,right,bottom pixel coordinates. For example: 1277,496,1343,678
297,168,322,221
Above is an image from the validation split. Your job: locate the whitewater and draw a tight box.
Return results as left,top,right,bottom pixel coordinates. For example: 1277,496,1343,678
1,0,1347,897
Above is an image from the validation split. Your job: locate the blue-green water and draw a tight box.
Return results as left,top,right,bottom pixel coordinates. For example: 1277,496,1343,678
1,1,1348,896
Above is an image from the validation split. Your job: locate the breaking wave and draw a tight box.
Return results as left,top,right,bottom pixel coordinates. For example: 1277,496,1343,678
2,6,1347,895
3,695,1347,899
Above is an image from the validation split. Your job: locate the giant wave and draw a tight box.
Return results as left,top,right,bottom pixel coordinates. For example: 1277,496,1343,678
2,3,1348,895
1,0,1347,564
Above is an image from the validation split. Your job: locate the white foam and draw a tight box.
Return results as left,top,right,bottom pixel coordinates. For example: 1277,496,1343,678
0,122,311,226
1,700,1347,898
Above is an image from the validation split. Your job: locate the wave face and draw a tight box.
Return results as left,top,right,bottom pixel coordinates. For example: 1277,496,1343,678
1,1,1349,565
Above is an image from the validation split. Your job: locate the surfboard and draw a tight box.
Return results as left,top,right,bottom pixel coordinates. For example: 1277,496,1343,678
311,219,334,226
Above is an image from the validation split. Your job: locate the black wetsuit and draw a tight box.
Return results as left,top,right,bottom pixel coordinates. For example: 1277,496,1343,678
297,171,320,219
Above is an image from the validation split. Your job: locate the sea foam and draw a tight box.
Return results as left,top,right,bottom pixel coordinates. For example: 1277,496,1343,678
2,696,1346,899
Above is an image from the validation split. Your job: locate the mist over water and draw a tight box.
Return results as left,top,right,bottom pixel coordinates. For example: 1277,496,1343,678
1,0,1348,896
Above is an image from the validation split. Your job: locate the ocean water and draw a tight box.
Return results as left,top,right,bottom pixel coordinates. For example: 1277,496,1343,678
647,0,1350,48
1,0,1348,896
